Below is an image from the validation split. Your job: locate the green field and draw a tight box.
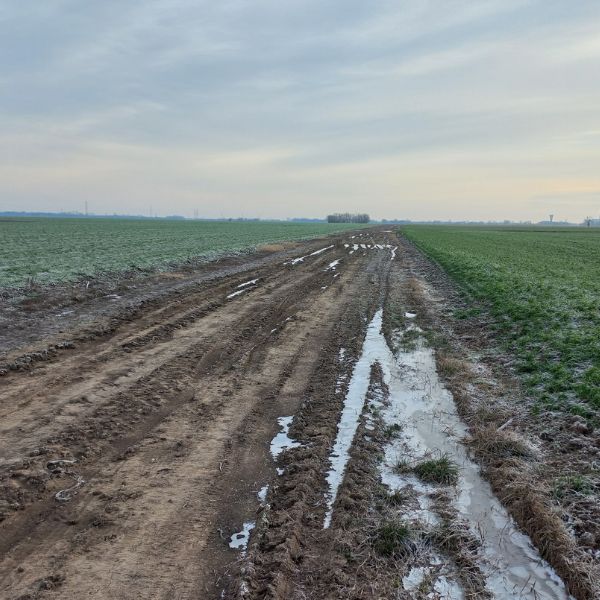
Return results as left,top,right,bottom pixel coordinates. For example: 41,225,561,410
403,225,600,419
0,218,368,288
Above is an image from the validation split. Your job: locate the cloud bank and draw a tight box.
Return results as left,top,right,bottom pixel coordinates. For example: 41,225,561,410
1,0,600,220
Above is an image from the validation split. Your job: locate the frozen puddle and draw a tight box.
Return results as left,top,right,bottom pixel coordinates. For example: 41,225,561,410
324,309,572,599
227,278,259,299
285,245,334,265
229,521,255,555
325,259,340,272
270,416,302,459
257,485,269,503
323,310,389,528
236,278,259,289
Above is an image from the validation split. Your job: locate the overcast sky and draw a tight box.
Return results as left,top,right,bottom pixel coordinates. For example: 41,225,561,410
1,0,600,221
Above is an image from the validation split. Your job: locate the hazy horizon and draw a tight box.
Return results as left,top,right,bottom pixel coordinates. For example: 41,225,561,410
2,1,600,222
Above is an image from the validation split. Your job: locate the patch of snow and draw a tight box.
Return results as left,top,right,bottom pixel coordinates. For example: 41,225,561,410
405,312,417,319
226,289,247,299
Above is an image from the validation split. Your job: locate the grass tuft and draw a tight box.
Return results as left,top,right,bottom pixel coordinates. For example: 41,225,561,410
373,521,413,557
414,455,459,485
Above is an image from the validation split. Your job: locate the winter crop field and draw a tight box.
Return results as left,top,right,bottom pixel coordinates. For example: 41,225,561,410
0,217,369,287
403,225,600,418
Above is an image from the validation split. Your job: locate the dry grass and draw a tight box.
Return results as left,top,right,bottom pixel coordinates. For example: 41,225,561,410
257,243,287,252
470,426,534,462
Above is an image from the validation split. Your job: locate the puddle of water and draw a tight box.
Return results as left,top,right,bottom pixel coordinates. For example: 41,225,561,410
229,521,255,555
270,416,302,460
325,308,572,598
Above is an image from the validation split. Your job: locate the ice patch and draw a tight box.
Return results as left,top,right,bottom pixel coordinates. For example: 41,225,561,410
378,328,573,599
309,244,334,256
324,307,573,598
403,566,428,590
285,245,334,266
229,521,255,555
270,416,302,459
236,278,259,289
258,485,269,503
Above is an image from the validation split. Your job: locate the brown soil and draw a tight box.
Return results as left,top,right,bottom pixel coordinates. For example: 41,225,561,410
0,228,596,600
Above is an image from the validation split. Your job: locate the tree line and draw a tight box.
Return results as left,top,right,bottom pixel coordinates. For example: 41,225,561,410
326,213,370,223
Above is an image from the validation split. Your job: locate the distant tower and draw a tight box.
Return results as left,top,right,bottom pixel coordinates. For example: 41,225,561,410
549,214,554,223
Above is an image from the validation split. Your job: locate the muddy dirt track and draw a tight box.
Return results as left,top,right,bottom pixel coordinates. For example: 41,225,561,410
0,229,597,599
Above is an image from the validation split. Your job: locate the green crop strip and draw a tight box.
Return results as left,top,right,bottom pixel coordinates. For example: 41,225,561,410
402,225,600,420
0,218,370,288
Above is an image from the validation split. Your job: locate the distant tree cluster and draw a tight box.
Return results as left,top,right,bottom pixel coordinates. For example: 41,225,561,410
327,213,370,223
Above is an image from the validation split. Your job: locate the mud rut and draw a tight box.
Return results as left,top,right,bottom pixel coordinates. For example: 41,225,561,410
0,230,575,599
